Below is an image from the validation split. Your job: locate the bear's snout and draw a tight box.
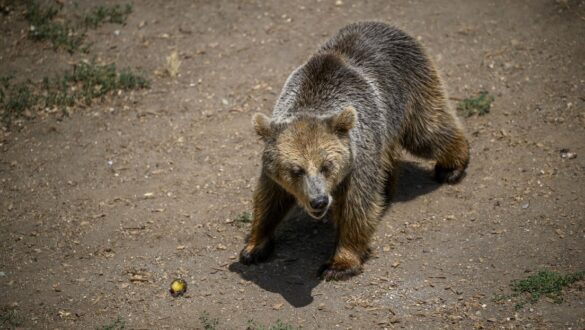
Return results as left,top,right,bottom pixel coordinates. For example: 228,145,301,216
310,195,329,210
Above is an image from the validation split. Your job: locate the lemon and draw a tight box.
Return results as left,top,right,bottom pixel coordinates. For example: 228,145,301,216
170,278,187,297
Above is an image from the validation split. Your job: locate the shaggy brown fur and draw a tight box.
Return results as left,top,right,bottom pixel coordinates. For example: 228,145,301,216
239,22,469,281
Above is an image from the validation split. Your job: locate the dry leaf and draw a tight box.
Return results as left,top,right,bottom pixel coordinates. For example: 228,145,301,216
166,51,181,78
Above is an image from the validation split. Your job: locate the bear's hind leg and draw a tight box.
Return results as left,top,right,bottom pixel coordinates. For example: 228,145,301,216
239,174,294,265
400,94,469,184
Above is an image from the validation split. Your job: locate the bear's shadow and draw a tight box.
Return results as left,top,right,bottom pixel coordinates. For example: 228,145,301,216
229,208,334,307
228,160,439,307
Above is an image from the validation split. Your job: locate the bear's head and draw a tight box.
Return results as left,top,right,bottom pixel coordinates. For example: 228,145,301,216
252,106,356,219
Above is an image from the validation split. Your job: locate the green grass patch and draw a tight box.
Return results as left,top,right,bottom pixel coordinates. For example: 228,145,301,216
0,76,37,127
199,312,219,330
1,61,149,128
23,1,132,53
457,91,494,117
0,307,23,328
248,319,296,330
42,60,149,107
234,211,252,228
25,1,85,53
83,4,133,29
198,312,295,330
97,316,125,330
510,270,584,310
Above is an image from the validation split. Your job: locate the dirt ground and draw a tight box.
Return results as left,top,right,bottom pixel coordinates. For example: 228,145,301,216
1,0,585,329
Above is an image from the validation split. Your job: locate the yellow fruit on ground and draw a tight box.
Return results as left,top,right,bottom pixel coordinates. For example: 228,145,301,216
170,279,187,297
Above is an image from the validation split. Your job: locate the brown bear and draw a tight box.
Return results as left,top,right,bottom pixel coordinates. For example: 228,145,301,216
239,21,469,281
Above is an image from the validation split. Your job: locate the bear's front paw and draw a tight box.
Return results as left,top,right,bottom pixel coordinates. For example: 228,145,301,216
318,261,363,281
434,164,466,184
239,240,274,265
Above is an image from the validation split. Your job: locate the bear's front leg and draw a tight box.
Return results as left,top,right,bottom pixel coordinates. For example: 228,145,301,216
320,190,383,281
239,174,294,265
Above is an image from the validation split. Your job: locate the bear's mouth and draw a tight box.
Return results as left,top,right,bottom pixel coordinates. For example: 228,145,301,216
308,208,328,220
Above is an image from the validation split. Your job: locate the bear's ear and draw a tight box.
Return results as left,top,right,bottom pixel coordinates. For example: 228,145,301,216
330,106,357,133
252,113,273,139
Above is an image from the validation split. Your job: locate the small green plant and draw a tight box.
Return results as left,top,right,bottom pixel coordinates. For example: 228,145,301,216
43,60,149,107
0,76,37,127
247,319,296,330
23,1,132,53
25,1,85,53
97,316,125,330
235,211,252,227
197,315,295,330
510,270,584,310
83,4,133,29
0,308,23,328
199,312,219,330
47,60,149,106
457,91,494,117
1,62,148,128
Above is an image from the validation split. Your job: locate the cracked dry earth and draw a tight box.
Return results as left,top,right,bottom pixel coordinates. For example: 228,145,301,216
1,0,584,329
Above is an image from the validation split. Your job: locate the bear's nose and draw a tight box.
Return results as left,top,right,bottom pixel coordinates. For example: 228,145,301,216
310,196,329,210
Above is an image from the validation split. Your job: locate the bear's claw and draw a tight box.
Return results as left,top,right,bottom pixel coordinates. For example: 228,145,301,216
239,240,274,265
318,262,363,281
434,164,466,184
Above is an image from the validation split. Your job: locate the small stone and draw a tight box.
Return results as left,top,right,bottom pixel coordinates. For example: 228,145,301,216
57,310,71,318
560,148,577,159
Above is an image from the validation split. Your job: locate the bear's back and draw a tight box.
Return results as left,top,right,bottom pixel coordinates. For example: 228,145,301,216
319,22,433,123
272,22,438,156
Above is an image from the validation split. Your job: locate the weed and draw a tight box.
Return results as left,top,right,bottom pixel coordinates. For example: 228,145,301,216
247,319,296,330
25,1,85,53
23,1,132,53
197,314,295,330
199,312,219,330
510,270,584,309
0,76,36,127
84,4,132,29
118,69,151,90
0,308,22,328
1,62,148,129
97,316,125,330
235,211,252,227
457,91,494,117
39,61,148,109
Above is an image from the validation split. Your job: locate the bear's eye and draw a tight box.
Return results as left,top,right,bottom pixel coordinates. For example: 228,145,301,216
290,166,305,178
320,161,333,175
